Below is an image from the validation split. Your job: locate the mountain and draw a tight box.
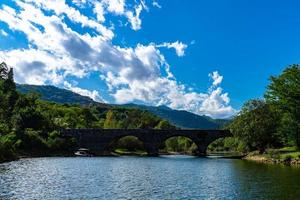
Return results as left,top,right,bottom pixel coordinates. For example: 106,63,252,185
17,84,229,129
16,84,109,107
120,104,228,129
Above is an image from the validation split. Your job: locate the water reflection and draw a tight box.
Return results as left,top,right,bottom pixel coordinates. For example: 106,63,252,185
0,156,299,200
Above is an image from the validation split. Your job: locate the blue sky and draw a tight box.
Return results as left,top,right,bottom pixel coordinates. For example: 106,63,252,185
1,0,300,118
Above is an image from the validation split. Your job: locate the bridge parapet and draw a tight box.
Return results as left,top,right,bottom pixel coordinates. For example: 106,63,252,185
61,129,231,156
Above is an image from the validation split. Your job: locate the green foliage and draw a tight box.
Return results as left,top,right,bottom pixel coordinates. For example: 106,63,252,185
103,108,174,129
113,136,144,152
17,83,229,130
46,131,76,152
155,120,175,129
265,64,300,148
12,93,48,131
229,99,280,153
122,104,228,129
19,129,48,151
207,137,248,153
0,133,18,163
16,84,101,106
0,63,18,129
225,65,300,153
277,112,298,146
163,136,197,154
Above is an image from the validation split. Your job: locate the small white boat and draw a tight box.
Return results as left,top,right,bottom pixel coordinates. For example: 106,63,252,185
74,148,93,157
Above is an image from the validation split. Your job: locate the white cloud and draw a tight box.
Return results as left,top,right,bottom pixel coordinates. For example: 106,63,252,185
101,43,235,118
0,0,236,118
93,2,105,22
103,0,125,14
64,81,104,102
125,4,143,30
0,29,8,36
209,71,223,86
152,1,162,9
157,41,188,57
0,49,65,85
72,0,87,7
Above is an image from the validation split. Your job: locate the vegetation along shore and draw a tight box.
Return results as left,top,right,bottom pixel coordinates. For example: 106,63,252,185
1,62,300,166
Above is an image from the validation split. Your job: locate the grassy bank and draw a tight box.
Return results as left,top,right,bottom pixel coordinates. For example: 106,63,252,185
244,147,300,166
113,148,147,156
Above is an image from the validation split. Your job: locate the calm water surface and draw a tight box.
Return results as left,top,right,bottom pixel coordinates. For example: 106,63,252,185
0,156,300,200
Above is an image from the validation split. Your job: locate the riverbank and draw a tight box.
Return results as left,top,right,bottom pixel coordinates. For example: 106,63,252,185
0,150,75,164
2,147,300,166
113,149,148,156
244,147,300,166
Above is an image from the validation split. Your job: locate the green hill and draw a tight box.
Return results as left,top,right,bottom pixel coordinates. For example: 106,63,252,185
17,84,228,129
120,104,228,129
17,84,109,108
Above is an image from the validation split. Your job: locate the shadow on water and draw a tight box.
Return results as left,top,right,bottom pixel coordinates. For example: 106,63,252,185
230,160,300,200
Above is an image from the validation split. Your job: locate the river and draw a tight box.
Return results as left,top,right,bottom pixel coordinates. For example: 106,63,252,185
0,156,300,200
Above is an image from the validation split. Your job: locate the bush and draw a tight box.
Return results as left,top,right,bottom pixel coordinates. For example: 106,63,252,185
46,131,76,152
164,136,196,153
0,134,17,162
19,129,48,151
207,138,225,152
267,149,280,159
208,137,248,153
113,136,144,151
0,122,10,134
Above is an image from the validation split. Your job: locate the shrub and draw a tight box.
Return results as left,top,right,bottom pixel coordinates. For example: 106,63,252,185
46,131,77,152
20,129,48,150
0,133,17,162
267,149,280,159
114,136,144,151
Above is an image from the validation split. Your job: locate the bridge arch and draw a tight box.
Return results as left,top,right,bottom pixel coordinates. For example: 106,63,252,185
104,135,147,155
159,135,199,155
61,129,231,156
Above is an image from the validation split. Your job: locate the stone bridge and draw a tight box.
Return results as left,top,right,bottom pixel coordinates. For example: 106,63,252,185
62,129,231,156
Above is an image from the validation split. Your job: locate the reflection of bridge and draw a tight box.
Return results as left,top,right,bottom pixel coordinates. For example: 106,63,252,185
62,129,231,156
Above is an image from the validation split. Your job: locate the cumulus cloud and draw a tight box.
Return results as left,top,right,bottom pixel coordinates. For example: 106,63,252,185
100,43,235,118
157,41,188,57
0,0,236,118
209,71,223,86
64,81,104,102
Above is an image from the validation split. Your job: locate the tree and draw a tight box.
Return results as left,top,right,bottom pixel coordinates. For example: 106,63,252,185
155,119,175,129
81,107,97,127
4,68,16,92
229,99,280,153
0,62,9,79
0,63,18,129
103,110,122,128
265,65,300,148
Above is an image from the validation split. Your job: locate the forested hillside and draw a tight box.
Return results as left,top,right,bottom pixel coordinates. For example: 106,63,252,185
17,84,108,107
121,104,228,129
17,85,228,129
